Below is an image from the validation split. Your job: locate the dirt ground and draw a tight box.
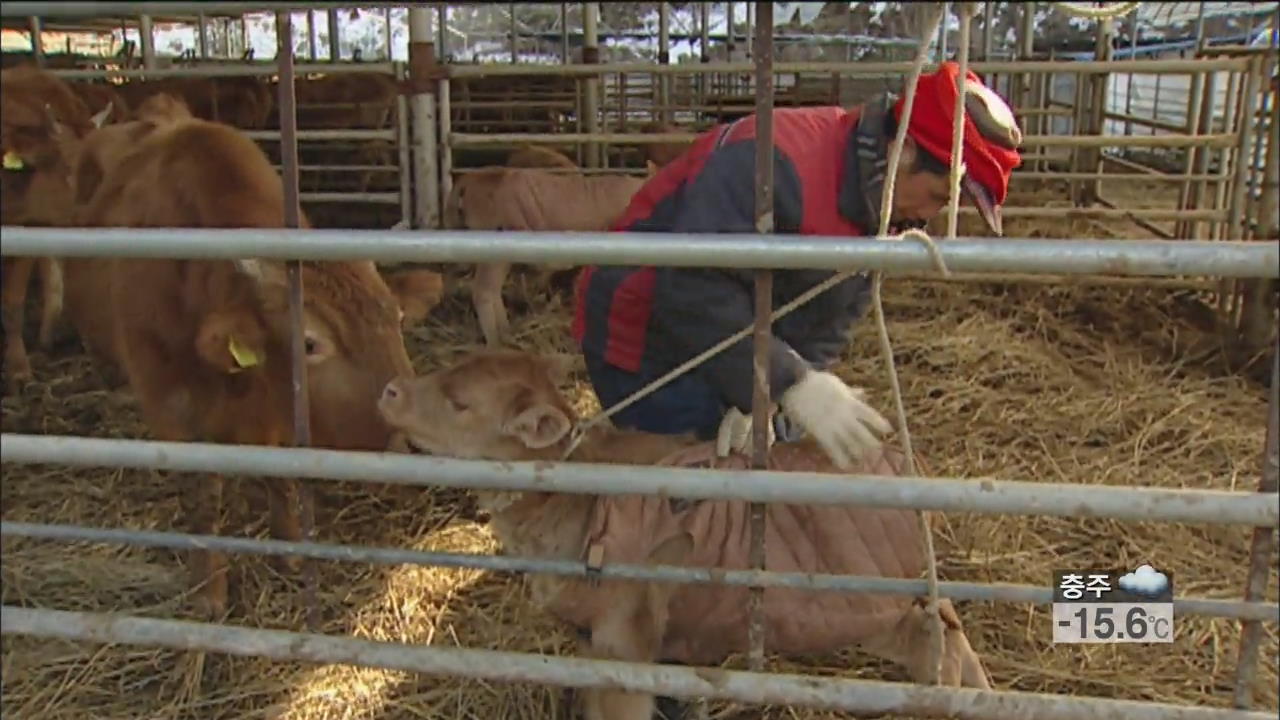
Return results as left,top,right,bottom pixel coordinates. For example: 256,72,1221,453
1,182,1277,719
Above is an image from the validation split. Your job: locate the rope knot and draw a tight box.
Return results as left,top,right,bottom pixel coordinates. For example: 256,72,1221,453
882,227,952,278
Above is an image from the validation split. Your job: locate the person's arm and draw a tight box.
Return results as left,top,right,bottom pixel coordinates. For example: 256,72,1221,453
648,139,811,413
773,270,873,371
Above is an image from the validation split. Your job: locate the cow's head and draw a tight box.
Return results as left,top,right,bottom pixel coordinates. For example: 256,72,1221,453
378,350,577,461
216,258,419,451
1,68,110,225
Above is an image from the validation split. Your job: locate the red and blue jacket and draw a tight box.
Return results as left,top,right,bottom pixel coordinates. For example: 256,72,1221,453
572,101,896,414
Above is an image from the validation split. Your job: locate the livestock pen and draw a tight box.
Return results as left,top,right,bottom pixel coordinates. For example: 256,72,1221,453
2,2,1279,720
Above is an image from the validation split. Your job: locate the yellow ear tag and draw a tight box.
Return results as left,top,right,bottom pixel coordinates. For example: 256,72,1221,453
227,336,261,370
3,151,24,171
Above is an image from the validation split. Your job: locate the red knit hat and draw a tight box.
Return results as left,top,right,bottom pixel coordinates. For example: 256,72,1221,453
893,61,1022,235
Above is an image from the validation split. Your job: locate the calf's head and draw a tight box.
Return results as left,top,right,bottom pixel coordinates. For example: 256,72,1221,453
224,258,417,451
378,350,576,460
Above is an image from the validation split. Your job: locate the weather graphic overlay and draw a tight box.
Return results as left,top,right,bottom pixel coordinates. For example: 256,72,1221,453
1051,565,1175,644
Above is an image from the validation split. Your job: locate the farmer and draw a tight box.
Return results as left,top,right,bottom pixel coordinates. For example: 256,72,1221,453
571,61,1023,468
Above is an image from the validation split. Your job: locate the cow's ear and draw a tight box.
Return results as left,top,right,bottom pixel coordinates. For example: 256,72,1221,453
502,401,572,449
90,102,113,129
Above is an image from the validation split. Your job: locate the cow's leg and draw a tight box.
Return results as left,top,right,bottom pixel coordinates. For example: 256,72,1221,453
184,472,229,618
473,261,512,346
578,533,693,720
36,257,64,350
123,329,231,618
855,598,992,689
163,427,229,618
2,257,36,389
266,477,305,573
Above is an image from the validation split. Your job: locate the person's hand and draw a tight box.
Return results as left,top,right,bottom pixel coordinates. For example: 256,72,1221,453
779,370,892,468
715,406,775,458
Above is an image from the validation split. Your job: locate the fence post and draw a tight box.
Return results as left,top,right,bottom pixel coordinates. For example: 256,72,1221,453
139,13,155,70
582,2,601,168
274,8,319,632
408,7,440,230
748,0,774,674
327,8,340,61
1232,340,1279,708
27,16,43,67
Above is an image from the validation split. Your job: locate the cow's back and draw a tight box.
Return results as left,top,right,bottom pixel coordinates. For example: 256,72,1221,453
83,118,292,229
65,118,295,376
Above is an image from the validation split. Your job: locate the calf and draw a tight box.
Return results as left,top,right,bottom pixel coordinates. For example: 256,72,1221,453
444,166,654,346
378,350,991,720
60,114,425,618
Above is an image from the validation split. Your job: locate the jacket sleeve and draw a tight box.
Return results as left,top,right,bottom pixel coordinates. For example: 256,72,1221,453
774,270,873,371
647,139,812,413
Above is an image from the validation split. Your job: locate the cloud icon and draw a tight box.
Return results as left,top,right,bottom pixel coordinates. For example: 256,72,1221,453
1118,565,1170,597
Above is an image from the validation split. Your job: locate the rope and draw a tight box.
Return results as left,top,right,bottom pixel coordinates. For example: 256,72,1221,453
864,1,947,687
1049,1,1141,20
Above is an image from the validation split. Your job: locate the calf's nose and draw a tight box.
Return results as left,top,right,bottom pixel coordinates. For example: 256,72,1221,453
379,377,412,416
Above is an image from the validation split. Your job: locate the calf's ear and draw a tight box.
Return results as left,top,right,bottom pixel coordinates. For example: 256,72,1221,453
502,401,572,449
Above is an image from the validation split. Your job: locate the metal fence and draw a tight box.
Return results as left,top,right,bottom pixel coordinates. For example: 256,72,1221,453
2,3,1279,720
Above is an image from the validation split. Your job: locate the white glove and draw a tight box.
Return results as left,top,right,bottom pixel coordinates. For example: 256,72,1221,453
715,406,775,458
779,370,893,469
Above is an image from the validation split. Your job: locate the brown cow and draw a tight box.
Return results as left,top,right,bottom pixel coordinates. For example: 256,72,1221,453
378,350,991,719
445,164,656,346
58,114,424,618
1,66,111,389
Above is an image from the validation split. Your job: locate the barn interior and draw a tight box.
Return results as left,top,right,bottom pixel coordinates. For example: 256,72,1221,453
1,2,1278,720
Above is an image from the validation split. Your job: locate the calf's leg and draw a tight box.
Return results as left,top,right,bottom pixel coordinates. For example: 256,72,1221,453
855,598,992,689
473,261,512,346
578,532,694,720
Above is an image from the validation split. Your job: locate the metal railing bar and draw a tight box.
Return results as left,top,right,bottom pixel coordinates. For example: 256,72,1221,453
1,229,1276,279
440,58,1253,78
1,606,1274,720
2,435,1276,528
3,3,405,19
244,129,395,141
3,521,1274,622
448,132,1238,149
292,193,401,204
43,63,397,79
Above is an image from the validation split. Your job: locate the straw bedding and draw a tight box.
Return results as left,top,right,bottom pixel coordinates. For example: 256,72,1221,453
1,182,1276,720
